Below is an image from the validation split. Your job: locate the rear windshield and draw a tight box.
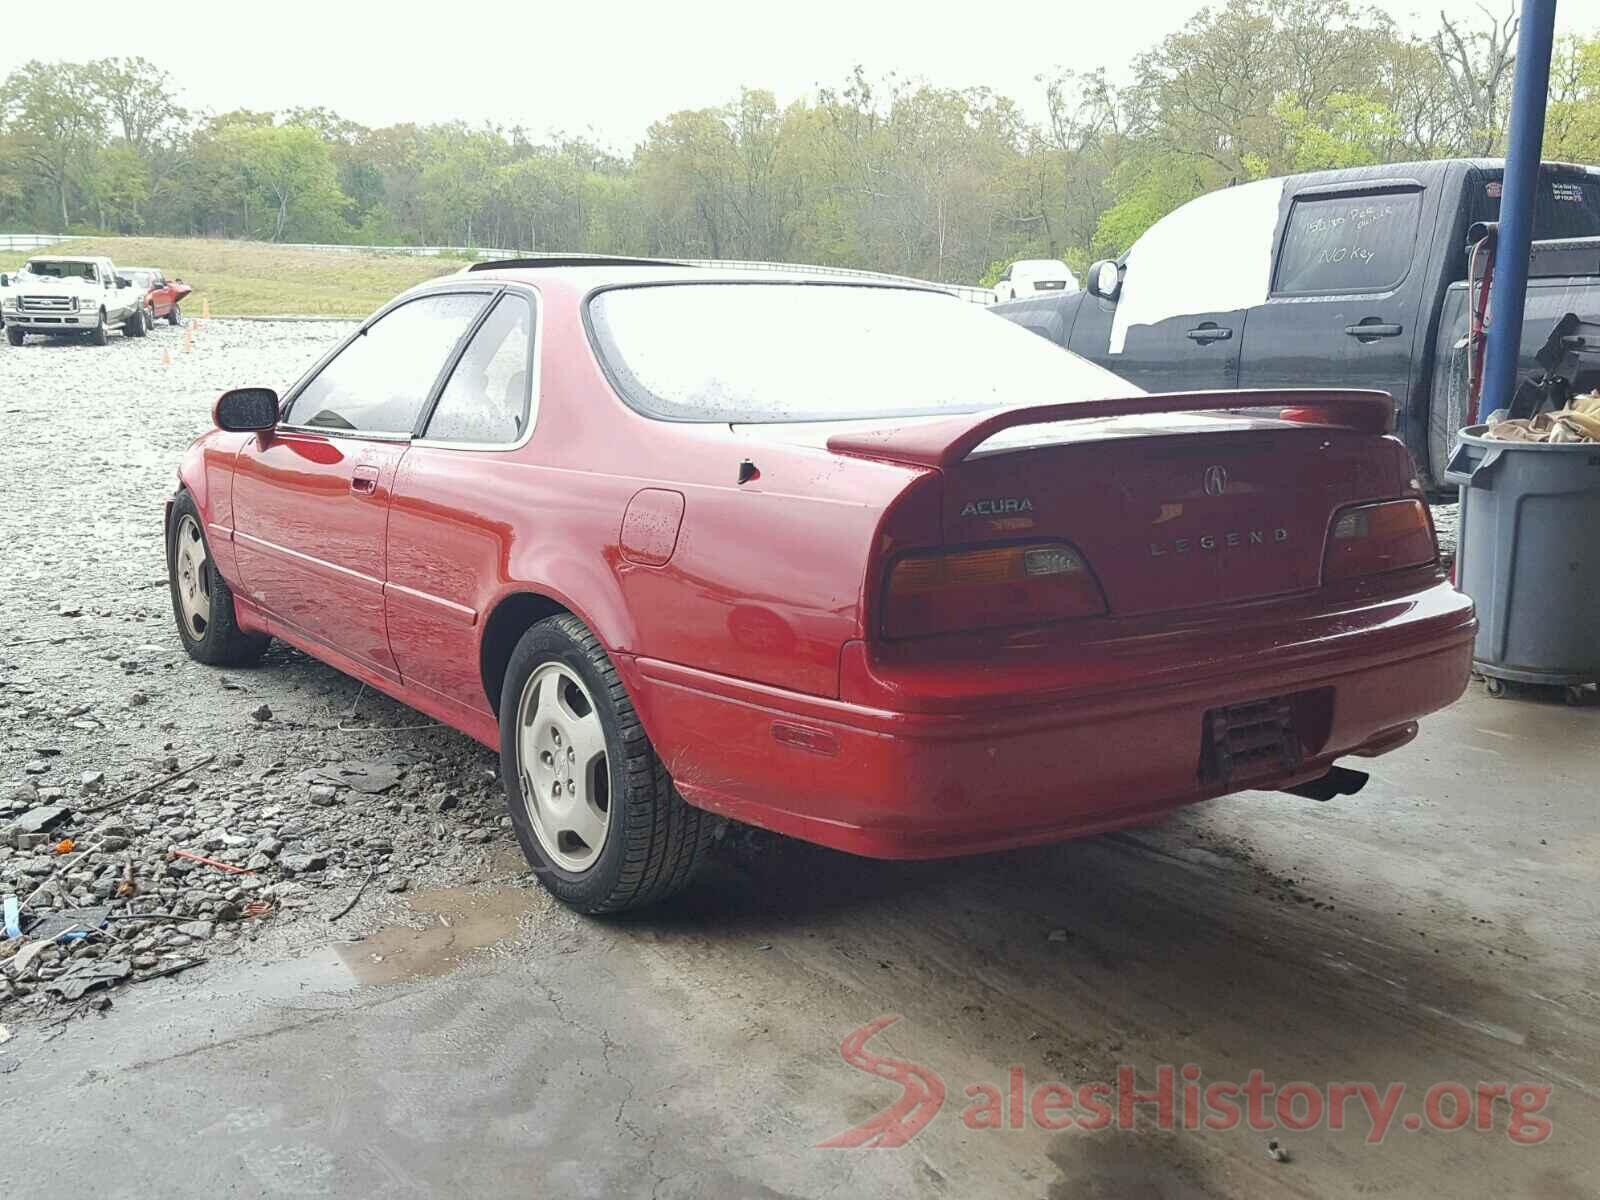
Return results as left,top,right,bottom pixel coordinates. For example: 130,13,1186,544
587,282,1138,422
1468,169,1600,241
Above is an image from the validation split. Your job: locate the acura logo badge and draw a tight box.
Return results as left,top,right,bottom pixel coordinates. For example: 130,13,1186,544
1203,465,1228,496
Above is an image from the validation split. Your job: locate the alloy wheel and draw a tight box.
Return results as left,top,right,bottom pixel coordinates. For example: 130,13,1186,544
516,662,611,872
174,514,212,639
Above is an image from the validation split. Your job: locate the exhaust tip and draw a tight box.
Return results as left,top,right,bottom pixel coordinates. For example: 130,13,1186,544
1282,765,1370,803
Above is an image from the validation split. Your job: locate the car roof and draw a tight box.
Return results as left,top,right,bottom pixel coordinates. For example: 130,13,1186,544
427,262,961,304
23,255,104,264
461,263,940,289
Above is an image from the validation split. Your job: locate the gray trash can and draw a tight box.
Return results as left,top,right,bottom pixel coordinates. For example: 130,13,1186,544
1444,425,1600,699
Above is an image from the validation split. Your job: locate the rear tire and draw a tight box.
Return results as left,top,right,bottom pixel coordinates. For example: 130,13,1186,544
167,491,270,666
499,613,715,913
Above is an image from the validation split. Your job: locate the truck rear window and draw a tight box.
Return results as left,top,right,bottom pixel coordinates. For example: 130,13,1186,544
1468,170,1600,241
1273,190,1423,296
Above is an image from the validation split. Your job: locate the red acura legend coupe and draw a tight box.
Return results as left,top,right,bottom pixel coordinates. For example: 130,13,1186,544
166,261,1475,912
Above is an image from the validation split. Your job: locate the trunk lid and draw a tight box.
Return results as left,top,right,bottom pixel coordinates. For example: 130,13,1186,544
944,412,1414,617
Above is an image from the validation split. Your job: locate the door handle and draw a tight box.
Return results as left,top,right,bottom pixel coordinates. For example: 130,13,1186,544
1186,325,1233,343
350,466,380,496
1345,321,1403,340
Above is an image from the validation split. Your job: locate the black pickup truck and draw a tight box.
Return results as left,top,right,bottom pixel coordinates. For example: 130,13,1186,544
997,159,1600,487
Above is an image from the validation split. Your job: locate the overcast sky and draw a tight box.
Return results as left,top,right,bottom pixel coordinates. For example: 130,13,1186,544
6,1,1594,150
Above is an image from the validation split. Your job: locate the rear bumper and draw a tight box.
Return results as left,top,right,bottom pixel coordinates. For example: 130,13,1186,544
623,581,1475,859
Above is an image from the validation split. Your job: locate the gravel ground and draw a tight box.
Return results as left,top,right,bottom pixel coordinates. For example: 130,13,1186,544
0,319,561,1021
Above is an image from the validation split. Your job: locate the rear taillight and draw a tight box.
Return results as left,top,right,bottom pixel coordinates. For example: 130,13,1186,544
882,541,1106,638
1323,499,1436,582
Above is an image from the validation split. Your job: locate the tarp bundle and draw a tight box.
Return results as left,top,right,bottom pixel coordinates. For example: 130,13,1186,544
1486,392,1600,443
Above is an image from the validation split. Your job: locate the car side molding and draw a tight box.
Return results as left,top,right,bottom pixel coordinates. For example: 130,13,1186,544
824,389,1396,468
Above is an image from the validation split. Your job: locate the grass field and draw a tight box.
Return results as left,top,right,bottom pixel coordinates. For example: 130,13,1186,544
0,238,476,317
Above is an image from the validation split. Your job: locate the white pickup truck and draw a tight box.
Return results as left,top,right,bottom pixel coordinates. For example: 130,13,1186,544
1,255,149,345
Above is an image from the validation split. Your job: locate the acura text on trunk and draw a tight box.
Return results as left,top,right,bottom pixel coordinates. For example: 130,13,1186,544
165,264,1476,912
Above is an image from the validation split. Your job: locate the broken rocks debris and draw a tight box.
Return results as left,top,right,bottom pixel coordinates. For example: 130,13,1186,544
2,741,514,1020
2,323,519,1025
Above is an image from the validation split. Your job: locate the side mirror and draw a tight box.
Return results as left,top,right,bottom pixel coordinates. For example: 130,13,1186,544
0,274,8,287
214,387,280,432
117,277,132,289
1087,260,1121,301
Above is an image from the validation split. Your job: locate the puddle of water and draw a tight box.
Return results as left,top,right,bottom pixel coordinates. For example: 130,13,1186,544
335,882,534,985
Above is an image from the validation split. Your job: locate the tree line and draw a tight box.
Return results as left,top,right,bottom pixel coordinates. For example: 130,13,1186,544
2,0,1597,286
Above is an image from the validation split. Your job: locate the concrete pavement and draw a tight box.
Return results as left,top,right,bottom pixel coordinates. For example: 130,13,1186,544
5,687,1597,1198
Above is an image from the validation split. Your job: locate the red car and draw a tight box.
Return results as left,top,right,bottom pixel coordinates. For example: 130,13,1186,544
124,267,192,327
165,262,1475,912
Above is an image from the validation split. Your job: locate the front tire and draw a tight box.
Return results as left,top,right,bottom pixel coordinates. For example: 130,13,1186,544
168,303,182,326
167,492,270,666
5,327,22,347
89,311,108,346
125,306,146,338
499,614,714,913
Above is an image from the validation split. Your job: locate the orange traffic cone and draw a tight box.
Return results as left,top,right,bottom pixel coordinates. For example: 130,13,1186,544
161,347,172,368
201,297,210,323
183,325,194,354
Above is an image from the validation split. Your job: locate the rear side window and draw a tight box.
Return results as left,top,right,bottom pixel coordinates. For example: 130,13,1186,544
1273,190,1422,296
424,293,535,444
285,292,488,433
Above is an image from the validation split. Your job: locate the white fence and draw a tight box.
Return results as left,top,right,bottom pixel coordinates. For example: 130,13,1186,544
0,234,514,259
0,234,72,252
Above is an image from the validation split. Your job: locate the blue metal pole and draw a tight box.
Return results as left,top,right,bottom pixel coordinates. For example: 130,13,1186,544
1480,0,1559,417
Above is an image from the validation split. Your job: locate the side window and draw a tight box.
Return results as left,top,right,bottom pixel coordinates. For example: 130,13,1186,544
1273,190,1423,296
423,293,534,444
284,293,488,433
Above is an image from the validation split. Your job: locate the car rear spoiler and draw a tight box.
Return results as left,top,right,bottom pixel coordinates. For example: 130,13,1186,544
825,389,1395,469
